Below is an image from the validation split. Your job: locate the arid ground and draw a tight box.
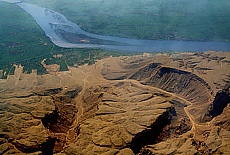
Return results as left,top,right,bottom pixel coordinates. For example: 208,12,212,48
0,51,229,154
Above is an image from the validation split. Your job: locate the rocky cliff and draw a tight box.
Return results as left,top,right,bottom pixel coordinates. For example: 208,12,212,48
0,52,230,154
203,84,230,122
42,95,77,133
130,63,214,105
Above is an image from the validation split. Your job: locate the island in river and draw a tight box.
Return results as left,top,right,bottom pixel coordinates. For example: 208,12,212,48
1,0,230,52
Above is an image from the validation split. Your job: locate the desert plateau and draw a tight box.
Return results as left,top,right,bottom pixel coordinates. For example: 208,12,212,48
0,51,229,155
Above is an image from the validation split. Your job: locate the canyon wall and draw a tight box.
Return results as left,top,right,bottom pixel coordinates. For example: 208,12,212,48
130,63,214,105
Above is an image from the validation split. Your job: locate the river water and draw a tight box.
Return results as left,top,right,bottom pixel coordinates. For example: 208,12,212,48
2,0,230,52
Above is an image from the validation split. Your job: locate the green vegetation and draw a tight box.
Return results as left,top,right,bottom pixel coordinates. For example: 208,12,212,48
1,0,229,78
0,2,138,79
0,2,55,78
23,0,230,41
0,2,129,78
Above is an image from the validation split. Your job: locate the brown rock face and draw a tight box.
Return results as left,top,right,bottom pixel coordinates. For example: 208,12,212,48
130,108,173,153
40,94,79,154
203,84,230,122
140,126,230,155
130,64,214,105
13,125,49,153
211,104,230,130
65,82,177,154
0,52,230,154
34,88,63,96
42,97,77,133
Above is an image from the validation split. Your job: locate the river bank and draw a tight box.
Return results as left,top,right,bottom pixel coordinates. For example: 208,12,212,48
2,0,230,52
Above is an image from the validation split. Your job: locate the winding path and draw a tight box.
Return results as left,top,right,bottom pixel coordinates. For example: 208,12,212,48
124,79,198,132
63,59,203,145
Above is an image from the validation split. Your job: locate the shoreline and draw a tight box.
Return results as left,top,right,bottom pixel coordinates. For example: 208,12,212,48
1,0,230,52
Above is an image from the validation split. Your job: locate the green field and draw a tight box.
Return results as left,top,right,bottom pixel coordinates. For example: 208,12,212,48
0,0,230,78
0,2,133,78
23,0,230,41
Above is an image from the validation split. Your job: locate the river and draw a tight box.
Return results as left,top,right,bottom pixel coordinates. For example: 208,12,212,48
2,0,230,52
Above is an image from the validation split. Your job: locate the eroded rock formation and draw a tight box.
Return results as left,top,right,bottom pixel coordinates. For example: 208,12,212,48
139,126,230,155
130,108,174,154
130,63,214,105
203,84,230,122
42,96,77,133
0,52,230,154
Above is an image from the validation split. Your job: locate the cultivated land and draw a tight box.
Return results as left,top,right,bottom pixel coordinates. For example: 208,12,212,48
0,52,229,154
